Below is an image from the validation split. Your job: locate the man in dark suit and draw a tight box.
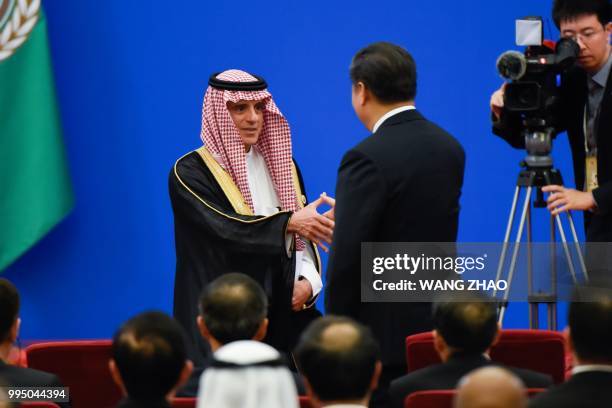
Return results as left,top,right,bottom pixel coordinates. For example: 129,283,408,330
389,298,552,408
530,288,612,408
295,316,382,408
109,311,193,408
177,272,306,397
326,41,466,405
491,0,612,243
0,278,70,408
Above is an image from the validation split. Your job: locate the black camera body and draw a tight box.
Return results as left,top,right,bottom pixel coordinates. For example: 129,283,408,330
495,16,580,168
497,17,579,116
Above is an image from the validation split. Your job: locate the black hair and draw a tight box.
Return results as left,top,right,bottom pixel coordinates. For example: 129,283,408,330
569,287,612,363
433,294,498,354
0,278,19,343
295,316,380,402
112,311,187,401
198,273,268,344
349,41,417,103
552,0,611,28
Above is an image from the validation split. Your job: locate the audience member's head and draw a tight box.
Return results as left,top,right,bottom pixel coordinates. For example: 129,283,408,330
109,311,193,403
349,42,417,130
295,316,381,407
433,294,499,361
199,340,298,408
568,287,612,365
455,366,527,408
0,279,20,357
197,273,268,351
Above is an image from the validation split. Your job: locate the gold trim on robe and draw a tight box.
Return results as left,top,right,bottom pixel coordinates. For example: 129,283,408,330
196,146,254,216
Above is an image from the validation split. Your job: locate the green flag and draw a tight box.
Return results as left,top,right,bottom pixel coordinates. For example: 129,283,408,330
0,0,73,271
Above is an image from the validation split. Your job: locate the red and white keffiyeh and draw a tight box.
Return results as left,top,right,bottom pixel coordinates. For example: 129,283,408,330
200,69,304,249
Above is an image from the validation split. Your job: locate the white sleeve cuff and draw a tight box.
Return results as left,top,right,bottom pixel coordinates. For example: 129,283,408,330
298,245,322,297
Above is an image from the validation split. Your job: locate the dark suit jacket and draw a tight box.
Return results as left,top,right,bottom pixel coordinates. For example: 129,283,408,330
115,397,171,408
529,370,612,408
493,65,612,242
0,360,70,408
326,109,466,369
389,353,553,408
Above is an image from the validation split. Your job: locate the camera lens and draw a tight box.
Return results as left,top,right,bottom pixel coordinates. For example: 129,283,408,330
497,51,527,80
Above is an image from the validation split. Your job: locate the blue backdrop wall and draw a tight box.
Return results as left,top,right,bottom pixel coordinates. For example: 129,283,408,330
4,0,577,339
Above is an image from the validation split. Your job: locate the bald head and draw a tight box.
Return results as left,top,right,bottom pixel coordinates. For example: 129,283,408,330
455,367,526,408
320,321,361,350
295,316,380,403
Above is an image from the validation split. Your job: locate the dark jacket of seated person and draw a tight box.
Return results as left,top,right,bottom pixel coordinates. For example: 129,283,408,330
529,286,612,408
390,296,552,408
115,397,171,408
389,351,552,407
0,278,70,408
0,360,70,408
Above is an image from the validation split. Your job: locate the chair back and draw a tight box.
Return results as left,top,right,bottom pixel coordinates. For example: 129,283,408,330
171,397,197,408
299,395,313,408
405,329,566,383
25,340,122,408
404,390,454,408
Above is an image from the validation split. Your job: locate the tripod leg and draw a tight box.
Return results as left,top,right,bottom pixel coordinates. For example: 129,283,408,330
548,302,557,331
499,187,533,326
527,203,538,329
554,214,579,284
494,186,521,299
549,215,557,331
566,211,589,282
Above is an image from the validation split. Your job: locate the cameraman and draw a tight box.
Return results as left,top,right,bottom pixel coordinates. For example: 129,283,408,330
491,0,612,242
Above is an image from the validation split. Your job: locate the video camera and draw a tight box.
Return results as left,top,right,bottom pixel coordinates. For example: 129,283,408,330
495,17,580,168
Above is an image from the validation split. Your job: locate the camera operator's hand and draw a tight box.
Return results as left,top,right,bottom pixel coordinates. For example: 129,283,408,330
490,83,506,120
542,185,596,215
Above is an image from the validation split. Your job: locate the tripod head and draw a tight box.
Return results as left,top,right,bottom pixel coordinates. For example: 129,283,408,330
522,119,554,168
516,162,564,208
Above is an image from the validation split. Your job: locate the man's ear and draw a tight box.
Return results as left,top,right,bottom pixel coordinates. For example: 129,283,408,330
9,318,20,343
370,360,383,391
302,376,320,405
564,326,575,359
172,360,194,396
432,330,446,356
109,359,127,396
253,318,269,341
490,323,502,347
197,316,210,341
354,82,369,106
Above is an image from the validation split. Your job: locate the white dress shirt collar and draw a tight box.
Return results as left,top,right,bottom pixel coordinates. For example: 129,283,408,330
372,105,416,133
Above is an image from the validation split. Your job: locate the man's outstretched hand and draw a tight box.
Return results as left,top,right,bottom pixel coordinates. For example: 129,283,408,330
288,193,336,252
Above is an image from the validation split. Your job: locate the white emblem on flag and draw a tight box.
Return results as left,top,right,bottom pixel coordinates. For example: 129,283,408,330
0,0,40,62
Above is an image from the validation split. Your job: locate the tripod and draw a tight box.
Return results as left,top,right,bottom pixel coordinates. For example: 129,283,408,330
493,164,589,330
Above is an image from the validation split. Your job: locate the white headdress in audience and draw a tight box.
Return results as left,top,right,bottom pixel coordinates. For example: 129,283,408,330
197,340,298,408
